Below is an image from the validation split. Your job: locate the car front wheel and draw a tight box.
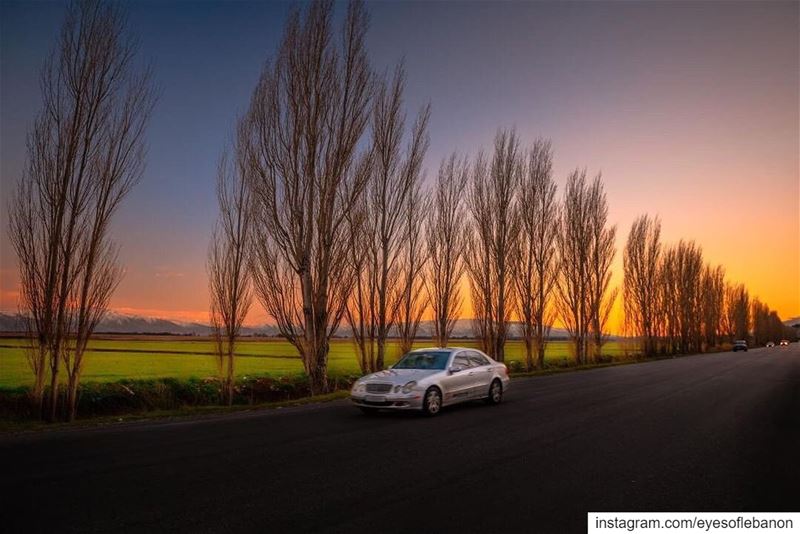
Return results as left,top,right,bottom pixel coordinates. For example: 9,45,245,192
486,379,503,405
422,387,442,416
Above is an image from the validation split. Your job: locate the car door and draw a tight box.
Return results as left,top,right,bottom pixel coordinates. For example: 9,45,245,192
440,353,473,404
465,351,493,398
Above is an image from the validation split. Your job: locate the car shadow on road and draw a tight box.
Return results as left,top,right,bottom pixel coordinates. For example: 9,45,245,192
350,397,510,420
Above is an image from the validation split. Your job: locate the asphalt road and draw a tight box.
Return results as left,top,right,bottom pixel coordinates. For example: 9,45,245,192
2,345,799,533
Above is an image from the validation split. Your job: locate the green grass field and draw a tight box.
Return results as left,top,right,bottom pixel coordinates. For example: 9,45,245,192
0,337,632,389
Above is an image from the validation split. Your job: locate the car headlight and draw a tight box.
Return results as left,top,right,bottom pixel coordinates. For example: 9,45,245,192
353,382,366,393
393,385,402,393
401,381,417,394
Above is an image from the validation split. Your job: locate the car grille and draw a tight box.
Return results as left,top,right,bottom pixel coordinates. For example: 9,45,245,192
366,383,392,394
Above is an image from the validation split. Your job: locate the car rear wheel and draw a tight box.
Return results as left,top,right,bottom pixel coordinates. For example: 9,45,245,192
423,387,442,416
486,379,503,405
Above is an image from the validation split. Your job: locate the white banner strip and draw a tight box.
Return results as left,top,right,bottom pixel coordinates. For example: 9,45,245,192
588,512,799,534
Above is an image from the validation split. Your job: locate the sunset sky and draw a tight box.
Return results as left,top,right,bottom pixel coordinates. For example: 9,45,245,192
1,0,798,331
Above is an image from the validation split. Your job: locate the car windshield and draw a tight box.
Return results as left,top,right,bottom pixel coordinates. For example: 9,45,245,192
392,351,450,370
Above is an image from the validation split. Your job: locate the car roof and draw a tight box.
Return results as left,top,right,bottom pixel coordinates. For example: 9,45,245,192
409,347,472,353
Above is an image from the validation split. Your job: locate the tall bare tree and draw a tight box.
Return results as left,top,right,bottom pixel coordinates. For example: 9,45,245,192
426,154,469,347
700,264,725,349
724,282,750,342
8,0,153,421
659,241,703,354
512,139,559,370
586,175,617,361
344,194,377,373
395,176,431,355
345,65,430,372
208,144,253,406
246,0,373,395
676,241,703,353
751,299,766,346
556,169,593,365
466,130,520,362
623,215,662,356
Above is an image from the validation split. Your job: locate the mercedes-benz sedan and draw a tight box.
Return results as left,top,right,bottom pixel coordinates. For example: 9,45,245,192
350,347,510,416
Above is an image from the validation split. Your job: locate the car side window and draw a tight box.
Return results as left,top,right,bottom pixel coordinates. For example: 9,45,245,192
452,355,470,370
469,352,490,367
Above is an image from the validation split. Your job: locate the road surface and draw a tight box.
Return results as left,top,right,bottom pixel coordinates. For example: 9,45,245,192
2,345,798,533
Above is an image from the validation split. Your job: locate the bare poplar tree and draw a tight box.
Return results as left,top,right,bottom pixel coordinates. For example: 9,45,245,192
586,175,617,361
344,65,430,372
208,145,253,406
466,130,520,362
9,180,50,410
395,178,431,355
700,264,725,349
751,298,769,346
512,139,559,370
8,0,153,421
556,169,593,365
723,282,750,342
344,195,377,373
658,245,680,353
623,215,661,356
426,154,469,347
246,0,372,395
676,241,703,353
659,240,703,354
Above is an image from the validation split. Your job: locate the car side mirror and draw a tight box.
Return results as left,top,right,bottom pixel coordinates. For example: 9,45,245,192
449,366,462,374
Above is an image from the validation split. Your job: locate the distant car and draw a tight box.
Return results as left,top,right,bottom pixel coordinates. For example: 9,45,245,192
732,340,748,352
780,340,790,346
350,347,510,416
766,341,775,348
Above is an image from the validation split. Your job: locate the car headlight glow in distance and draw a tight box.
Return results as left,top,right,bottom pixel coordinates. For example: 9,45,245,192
402,381,417,394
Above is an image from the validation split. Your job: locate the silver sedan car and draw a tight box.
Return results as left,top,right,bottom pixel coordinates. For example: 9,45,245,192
350,347,510,416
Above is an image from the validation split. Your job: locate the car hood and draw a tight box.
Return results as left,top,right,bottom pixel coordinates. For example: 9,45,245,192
359,368,441,384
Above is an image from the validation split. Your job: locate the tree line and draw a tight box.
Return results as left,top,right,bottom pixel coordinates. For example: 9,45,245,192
206,0,626,396
200,0,798,396
623,216,795,356
9,0,794,418
208,0,633,393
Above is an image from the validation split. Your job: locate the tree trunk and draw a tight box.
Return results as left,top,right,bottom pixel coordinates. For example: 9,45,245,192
66,373,79,422
536,338,545,370
32,346,46,417
524,337,534,372
48,363,59,422
226,343,235,406
308,341,329,396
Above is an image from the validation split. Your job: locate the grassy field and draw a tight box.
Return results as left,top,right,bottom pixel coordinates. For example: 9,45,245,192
0,336,632,389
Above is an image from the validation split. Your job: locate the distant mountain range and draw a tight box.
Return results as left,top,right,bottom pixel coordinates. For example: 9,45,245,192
414,319,571,340
784,317,800,328
0,311,573,339
0,311,279,337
